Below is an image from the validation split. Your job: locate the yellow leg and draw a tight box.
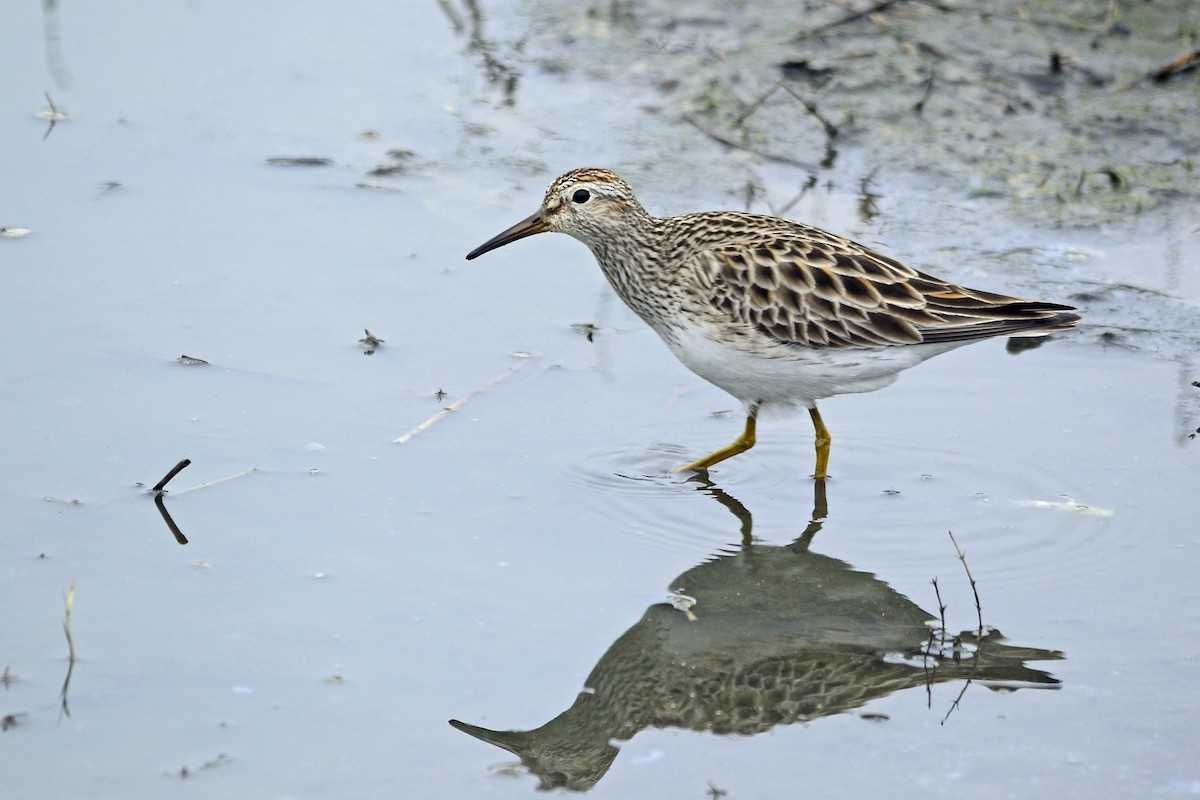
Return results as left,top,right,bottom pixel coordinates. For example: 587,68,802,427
674,414,757,473
809,406,831,481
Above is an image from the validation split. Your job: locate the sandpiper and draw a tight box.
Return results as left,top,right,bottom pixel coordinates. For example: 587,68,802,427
466,168,1079,479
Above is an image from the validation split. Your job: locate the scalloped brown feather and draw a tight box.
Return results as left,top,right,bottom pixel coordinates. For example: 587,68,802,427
683,215,1079,350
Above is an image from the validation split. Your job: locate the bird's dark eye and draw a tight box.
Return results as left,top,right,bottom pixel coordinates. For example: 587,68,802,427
572,189,591,204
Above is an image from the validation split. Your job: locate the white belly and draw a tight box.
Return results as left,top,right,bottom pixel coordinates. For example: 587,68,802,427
663,325,966,410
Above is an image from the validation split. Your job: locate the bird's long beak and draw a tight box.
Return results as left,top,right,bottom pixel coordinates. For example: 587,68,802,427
465,211,549,260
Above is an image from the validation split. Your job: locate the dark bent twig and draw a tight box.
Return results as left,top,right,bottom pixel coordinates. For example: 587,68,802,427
153,459,192,492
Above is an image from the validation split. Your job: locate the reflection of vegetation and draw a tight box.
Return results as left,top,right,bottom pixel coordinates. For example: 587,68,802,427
59,579,77,719
438,0,521,106
452,483,1063,791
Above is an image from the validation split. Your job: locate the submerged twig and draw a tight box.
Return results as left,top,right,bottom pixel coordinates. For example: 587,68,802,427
779,84,839,139
799,0,912,38
948,531,983,633
1150,49,1200,83
683,116,819,171
169,468,259,496
395,358,532,444
732,82,783,126
914,64,937,114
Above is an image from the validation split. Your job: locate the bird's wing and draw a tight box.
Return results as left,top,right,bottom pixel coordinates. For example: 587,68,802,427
685,222,1077,349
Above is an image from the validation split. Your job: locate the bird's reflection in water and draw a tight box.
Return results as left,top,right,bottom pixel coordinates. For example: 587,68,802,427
451,479,1063,792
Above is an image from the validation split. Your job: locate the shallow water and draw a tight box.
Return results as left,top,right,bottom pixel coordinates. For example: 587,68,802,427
3,2,1199,798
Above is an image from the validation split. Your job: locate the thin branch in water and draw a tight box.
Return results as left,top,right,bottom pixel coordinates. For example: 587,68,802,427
169,468,259,496
395,357,532,444
948,530,983,633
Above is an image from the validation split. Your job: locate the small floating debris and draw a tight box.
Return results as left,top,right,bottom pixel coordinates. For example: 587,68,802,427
266,156,332,167
0,227,32,239
1014,496,1114,517
2,712,27,731
172,753,231,780
368,148,417,176
359,329,384,355
571,322,599,342
177,354,209,365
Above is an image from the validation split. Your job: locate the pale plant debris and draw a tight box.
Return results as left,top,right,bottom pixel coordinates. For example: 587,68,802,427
169,467,259,496
177,355,209,365
396,358,532,444
667,590,698,621
1014,496,1114,516
36,91,68,121
38,88,68,139
1,227,32,239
